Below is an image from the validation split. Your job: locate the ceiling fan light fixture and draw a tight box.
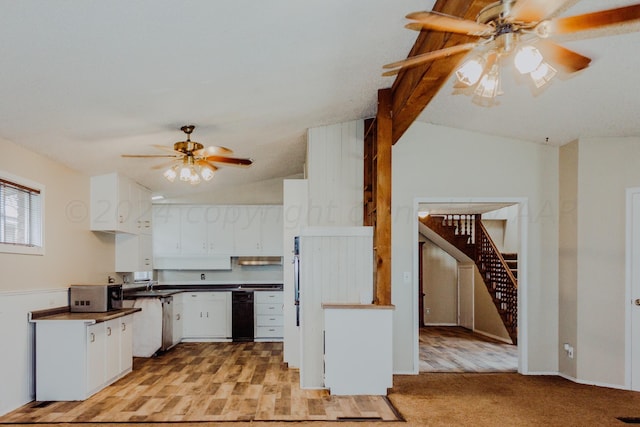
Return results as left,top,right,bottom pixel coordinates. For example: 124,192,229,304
163,165,179,182
179,164,192,182
188,168,201,185
474,63,502,98
200,165,216,181
514,45,543,74
529,61,556,88
456,57,485,86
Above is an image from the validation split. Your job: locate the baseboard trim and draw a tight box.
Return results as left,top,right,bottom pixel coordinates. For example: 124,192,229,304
558,372,629,391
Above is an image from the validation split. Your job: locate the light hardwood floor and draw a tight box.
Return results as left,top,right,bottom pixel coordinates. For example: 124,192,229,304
419,326,518,372
1,342,401,423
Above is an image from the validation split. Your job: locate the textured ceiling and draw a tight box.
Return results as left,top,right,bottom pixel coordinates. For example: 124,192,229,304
1,0,639,199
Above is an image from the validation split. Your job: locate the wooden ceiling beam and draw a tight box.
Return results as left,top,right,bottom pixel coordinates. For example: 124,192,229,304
389,0,494,144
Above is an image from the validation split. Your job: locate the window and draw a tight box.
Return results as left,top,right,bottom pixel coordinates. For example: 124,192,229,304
0,173,44,255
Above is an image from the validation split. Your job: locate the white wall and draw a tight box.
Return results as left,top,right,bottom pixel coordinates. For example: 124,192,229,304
306,121,363,226
575,137,640,387
393,122,559,374
421,239,458,324
559,140,578,379
0,137,116,415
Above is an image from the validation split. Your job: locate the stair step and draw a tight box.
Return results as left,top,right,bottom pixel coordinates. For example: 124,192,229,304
502,252,518,260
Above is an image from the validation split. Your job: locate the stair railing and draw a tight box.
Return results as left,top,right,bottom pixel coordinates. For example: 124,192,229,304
475,220,518,343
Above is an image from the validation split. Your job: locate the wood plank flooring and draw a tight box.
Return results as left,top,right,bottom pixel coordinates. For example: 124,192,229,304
419,326,518,372
1,342,401,423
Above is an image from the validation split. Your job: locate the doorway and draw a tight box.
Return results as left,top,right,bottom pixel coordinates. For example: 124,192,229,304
414,198,526,373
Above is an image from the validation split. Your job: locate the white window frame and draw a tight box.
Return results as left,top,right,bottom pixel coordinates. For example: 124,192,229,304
0,171,45,256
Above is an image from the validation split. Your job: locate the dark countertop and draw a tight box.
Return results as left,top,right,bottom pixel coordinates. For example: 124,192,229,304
124,283,283,299
29,307,141,323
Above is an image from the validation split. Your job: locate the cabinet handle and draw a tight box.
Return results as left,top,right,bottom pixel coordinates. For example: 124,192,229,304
269,318,276,321
176,313,181,320
90,332,95,342
206,312,209,318
122,323,126,331
200,312,203,318
107,326,112,336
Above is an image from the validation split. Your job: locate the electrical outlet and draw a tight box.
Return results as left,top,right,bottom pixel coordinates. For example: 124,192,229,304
425,308,430,314
200,273,206,280
563,343,574,359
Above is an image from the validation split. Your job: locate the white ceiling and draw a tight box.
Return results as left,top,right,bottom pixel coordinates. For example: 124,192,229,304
1,1,639,198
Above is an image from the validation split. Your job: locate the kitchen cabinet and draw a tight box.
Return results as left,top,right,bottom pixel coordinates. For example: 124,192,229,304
152,205,232,269
254,291,284,341
182,292,231,340
233,205,283,256
33,313,135,401
172,293,184,346
115,233,153,272
91,173,150,234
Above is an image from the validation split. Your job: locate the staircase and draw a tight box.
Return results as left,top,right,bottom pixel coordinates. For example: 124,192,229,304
420,214,518,344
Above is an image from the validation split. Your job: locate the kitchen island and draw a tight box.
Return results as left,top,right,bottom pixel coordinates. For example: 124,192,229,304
30,307,141,401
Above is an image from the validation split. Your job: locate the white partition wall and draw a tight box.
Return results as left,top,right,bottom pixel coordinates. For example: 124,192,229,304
298,227,373,389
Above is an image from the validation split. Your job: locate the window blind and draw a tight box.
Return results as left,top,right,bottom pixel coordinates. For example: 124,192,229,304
0,178,42,247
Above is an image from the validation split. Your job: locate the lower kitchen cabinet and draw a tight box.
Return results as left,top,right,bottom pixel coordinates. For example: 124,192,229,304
182,292,231,340
254,291,283,341
172,293,184,346
34,314,135,401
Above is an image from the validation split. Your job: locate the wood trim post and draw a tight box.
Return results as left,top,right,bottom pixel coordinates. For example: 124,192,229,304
375,88,392,305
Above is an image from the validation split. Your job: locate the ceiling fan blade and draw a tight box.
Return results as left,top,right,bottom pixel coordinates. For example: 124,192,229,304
205,155,253,167
535,39,591,73
405,11,493,36
121,154,181,158
152,144,184,156
509,0,577,22
382,43,479,76
195,159,219,171
545,4,640,35
193,145,234,157
151,159,181,170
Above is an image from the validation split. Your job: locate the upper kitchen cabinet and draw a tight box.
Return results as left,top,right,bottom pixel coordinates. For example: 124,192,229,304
152,205,283,269
152,205,232,270
90,173,151,234
233,205,283,256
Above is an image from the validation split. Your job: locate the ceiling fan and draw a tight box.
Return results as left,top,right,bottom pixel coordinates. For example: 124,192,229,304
383,0,640,100
122,125,252,185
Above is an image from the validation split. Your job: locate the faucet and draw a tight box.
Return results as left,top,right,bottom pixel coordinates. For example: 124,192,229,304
146,281,154,291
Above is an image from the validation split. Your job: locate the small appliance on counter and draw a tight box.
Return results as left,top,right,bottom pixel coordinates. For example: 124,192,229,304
69,284,123,312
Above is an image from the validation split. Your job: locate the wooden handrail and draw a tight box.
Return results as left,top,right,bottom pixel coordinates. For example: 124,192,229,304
477,221,518,288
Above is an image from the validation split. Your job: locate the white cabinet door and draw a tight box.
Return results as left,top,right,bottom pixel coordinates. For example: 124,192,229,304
153,205,181,256
234,206,263,255
173,294,184,346
115,233,153,272
91,173,135,233
182,292,230,339
206,206,235,255
135,185,152,235
260,206,283,255
86,323,106,395
180,206,208,256
105,319,121,383
120,314,134,373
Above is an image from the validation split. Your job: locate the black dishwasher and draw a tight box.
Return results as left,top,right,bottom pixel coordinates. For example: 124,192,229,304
232,291,254,342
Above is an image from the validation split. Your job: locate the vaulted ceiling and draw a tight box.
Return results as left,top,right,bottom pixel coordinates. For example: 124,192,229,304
1,1,639,199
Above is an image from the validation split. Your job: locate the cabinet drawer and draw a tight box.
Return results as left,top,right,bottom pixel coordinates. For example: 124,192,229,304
255,325,283,337
256,314,283,326
255,291,283,304
184,291,228,301
255,303,282,315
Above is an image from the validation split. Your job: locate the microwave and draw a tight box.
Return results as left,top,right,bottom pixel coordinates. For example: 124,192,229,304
69,284,123,312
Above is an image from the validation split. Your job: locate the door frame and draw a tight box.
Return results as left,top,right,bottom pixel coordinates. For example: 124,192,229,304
413,197,528,374
625,187,640,390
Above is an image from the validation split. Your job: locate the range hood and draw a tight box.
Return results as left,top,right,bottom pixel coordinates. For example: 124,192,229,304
237,256,283,266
